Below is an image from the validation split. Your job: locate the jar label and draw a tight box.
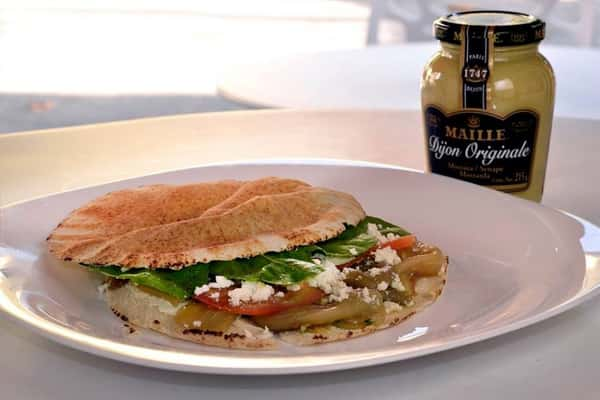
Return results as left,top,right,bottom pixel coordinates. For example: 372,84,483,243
461,25,493,110
424,106,538,192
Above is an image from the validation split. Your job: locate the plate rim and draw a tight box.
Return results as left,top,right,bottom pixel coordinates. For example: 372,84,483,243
1,159,599,375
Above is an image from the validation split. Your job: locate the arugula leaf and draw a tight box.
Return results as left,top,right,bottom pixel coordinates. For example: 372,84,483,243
208,257,268,281
257,256,323,284
316,216,410,264
87,264,209,300
363,216,410,236
209,246,323,285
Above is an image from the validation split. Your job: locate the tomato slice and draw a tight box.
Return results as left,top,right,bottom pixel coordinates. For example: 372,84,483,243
381,235,416,251
194,285,324,316
337,236,416,270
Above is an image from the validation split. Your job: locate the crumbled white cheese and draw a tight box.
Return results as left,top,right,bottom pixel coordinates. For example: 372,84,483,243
349,247,358,256
367,265,391,276
308,260,352,302
228,281,275,306
287,284,301,292
214,275,235,287
386,232,401,241
194,285,210,296
192,320,202,328
367,223,387,244
274,291,285,298
391,273,406,292
368,222,403,244
377,281,389,291
374,247,401,266
384,301,403,314
194,275,235,296
312,258,322,265
360,287,375,303
209,291,220,300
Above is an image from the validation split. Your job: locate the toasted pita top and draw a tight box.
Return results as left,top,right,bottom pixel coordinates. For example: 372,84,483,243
47,177,366,269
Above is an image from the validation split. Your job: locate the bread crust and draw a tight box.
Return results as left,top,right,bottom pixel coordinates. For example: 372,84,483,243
47,177,365,268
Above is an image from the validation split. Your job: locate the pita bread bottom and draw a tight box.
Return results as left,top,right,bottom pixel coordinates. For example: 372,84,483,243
105,263,446,349
105,283,277,349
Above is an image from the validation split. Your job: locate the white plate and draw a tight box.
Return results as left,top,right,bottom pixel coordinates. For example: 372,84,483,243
1,160,599,375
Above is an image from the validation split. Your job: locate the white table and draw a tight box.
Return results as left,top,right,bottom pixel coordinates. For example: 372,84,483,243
2,110,600,399
218,43,600,120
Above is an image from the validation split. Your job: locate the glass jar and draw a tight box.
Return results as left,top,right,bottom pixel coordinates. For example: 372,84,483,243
421,11,555,202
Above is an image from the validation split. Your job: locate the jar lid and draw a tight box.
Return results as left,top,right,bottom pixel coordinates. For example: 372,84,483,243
434,10,545,46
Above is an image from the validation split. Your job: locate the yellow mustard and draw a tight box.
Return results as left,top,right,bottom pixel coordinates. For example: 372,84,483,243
421,11,555,202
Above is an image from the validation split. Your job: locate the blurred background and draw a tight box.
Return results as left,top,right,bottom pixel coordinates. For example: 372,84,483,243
1,0,598,133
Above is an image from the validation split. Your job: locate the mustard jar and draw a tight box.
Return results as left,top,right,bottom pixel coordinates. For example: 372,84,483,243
421,11,555,202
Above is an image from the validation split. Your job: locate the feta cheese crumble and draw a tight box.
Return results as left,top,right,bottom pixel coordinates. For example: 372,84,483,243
374,246,401,266
367,223,387,244
308,259,352,302
386,232,401,241
194,275,235,296
286,284,301,292
391,273,406,291
360,287,375,303
367,265,391,276
349,247,358,256
228,281,275,306
367,222,402,244
377,281,389,291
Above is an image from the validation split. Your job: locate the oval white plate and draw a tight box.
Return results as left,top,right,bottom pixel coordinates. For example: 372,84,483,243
1,160,599,375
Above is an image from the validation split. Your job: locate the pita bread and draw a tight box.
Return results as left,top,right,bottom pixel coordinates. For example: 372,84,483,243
105,282,277,349
47,177,365,269
105,262,447,349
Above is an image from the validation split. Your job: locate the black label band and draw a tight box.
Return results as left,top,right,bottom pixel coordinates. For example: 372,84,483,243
424,106,538,192
462,26,491,109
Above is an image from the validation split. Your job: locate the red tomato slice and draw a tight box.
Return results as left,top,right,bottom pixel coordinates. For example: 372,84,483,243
336,235,416,270
194,285,324,316
381,235,416,251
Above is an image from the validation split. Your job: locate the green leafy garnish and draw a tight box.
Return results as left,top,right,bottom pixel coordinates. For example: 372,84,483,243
209,248,323,285
87,216,410,299
317,216,410,264
88,264,209,300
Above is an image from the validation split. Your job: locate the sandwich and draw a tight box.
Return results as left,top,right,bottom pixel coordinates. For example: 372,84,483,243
47,177,447,349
